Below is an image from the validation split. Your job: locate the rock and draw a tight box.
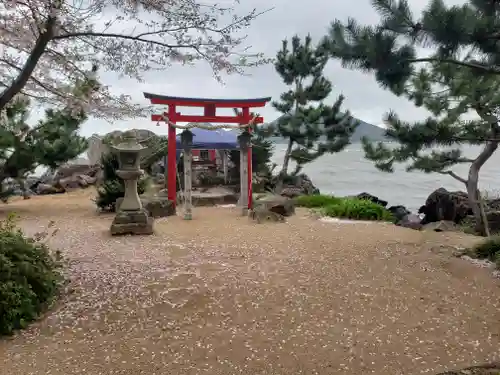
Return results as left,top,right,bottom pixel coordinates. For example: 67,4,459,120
388,205,411,222
355,192,388,207
55,163,99,180
422,220,460,232
295,174,320,195
116,197,176,218
435,362,500,375
143,197,175,218
57,176,82,190
273,173,319,197
280,187,304,198
419,187,472,224
78,174,97,186
36,183,62,195
249,207,286,223
396,213,423,230
255,194,295,217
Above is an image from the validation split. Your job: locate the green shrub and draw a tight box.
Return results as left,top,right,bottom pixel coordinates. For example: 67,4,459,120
471,235,500,262
0,214,63,336
295,194,340,208
95,152,148,212
322,197,393,221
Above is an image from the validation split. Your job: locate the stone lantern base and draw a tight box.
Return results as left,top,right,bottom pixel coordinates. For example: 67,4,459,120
110,208,154,235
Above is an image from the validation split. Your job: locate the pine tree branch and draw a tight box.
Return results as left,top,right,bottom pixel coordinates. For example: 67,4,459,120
438,170,466,184
406,58,500,74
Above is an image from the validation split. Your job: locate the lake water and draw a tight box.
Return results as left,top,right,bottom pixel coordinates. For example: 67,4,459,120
270,144,500,212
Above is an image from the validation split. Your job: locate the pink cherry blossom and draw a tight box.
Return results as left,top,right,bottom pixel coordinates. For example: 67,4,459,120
0,0,272,119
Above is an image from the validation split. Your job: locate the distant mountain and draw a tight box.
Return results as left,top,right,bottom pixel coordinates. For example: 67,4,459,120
265,114,388,144
350,118,387,142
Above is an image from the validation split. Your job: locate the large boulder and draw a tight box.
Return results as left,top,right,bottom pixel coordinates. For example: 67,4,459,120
54,173,97,191
280,187,304,199
355,192,388,207
278,173,320,198
144,197,176,218
56,176,81,190
419,188,472,224
254,194,295,217
54,162,99,180
36,183,63,195
388,205,411,222
422,220,460,232
396,213,423,230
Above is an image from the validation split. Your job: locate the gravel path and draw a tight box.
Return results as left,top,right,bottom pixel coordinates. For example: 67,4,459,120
0,193,499,375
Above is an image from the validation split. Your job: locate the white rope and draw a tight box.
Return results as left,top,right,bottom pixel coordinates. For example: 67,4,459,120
156,113,259,129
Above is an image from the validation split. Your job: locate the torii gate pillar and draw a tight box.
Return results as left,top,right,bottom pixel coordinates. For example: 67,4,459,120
167,105,177,205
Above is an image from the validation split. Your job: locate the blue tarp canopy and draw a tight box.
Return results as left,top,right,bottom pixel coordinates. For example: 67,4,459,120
176,128,239,150
175,128,239,160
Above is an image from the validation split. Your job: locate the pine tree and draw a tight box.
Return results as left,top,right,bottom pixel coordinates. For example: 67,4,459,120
325,0,500,93
0,95,88,200
325,0,500,234
271,34,358,181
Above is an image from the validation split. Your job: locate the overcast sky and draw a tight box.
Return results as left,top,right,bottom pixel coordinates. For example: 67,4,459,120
83,0,463,137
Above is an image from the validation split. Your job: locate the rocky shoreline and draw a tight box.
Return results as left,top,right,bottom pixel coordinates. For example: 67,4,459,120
5,163,499,236
358,187,500,234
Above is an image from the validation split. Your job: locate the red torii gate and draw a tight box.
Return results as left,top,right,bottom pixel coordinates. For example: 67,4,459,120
144,93,272,210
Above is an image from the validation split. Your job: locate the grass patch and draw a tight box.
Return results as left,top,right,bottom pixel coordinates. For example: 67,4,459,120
322,197,393,221
295,194,340,208
296,194,393,221
469,235,500,269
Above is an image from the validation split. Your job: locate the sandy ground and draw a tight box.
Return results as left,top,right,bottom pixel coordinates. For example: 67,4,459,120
0,190,499,375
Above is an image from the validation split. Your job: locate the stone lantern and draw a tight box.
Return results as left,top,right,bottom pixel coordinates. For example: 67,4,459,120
238,130,251,216
110,132,154,235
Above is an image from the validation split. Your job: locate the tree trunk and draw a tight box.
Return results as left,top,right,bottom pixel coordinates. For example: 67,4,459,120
281,139,294,176
0,16,57,110
467,140,498,235
275,139,294,193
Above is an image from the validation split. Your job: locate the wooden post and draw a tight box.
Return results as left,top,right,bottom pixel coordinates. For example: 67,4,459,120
162,154,167,189
167,106,177,207
240,147,248,215
181,130,193,220
242,107,253,210
238,131,251,216
223,150,229,184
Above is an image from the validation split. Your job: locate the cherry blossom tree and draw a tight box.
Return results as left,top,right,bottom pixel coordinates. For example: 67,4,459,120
0,0,271,119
